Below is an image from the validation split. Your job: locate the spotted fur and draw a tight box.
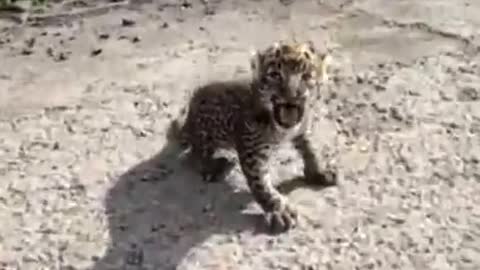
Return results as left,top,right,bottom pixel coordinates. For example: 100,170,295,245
168,40,336,233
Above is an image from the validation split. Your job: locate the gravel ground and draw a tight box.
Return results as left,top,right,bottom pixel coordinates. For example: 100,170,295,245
0,0,479,269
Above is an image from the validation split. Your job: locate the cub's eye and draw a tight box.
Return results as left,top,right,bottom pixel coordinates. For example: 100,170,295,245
267,71,282,80
302,73,313,81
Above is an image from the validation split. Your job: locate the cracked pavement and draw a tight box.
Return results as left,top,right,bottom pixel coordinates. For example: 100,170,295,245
0,0,479,269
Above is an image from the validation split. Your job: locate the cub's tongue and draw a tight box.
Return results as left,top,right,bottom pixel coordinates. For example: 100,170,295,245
273,104,302,128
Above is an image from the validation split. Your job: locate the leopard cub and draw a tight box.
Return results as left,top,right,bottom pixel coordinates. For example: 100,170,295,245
168,40,336,233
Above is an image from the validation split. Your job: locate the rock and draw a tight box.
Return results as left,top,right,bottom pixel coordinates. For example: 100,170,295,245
21,48,33,55
122,18,135,27
131,36,140,43
181,1,192,9
356,74,365,84
91,48,102,57
25,37,35,48
56,52,68,62
98,33,110,40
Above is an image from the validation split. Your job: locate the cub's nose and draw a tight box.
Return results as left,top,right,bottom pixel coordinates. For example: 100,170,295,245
283,74,302,99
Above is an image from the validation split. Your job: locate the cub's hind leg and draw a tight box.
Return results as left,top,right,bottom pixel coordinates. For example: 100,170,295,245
190,136,235,183
202,155,236,183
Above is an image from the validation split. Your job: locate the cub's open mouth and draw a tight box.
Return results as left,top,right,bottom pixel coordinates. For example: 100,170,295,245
273,103,305,129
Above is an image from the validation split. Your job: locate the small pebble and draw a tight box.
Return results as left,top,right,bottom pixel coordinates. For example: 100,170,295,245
91,48,102,57
202,203,212,213
52,142,60,150
46,47,54,57
122,18,135,27
56,52,68,62
374,84,386,91
25,37,35,48
356,74,364,84
181,1,192,9
131,36,140,43
204,7,215,15
99,33,110,40
389,107,403,121
21,48,33,55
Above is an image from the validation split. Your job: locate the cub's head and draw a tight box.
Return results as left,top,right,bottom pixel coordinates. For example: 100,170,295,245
250,40,330,129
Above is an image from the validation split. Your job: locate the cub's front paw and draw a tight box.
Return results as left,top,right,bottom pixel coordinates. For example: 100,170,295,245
265,203,298,234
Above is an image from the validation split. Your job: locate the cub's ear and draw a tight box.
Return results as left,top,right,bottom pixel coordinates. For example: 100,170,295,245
298,40,317,54
249,48,263,81
249,49,259,70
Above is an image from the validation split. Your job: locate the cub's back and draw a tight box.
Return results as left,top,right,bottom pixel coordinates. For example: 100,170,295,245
182,80,253,144
188,80,252,111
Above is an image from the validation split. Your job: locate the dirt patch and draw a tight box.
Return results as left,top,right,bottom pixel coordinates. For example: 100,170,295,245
0,0,479,269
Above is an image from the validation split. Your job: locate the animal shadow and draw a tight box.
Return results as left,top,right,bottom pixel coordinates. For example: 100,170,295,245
91,136,331,269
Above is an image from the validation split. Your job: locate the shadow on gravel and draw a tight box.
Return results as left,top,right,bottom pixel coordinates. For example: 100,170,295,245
92,126,330,270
